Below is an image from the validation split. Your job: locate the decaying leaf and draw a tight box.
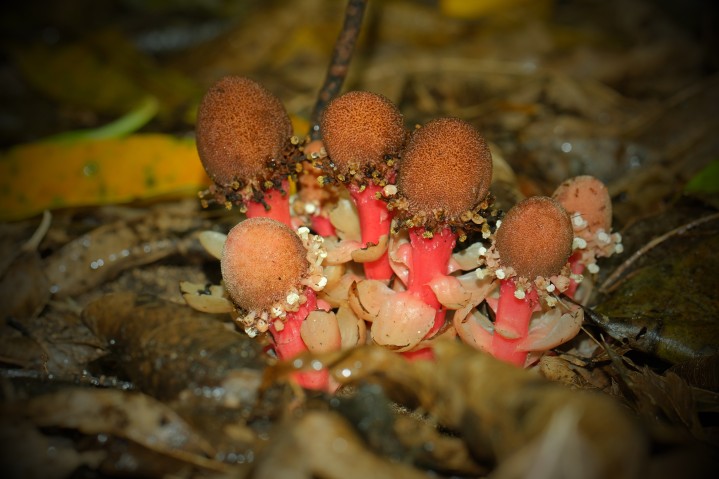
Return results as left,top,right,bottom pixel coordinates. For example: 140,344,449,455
12,388,215,455
0,418,105,479
0,251,49,320
44,200,207,298
180,281,233,314
82,292,265,405
325,342,648,479
0,388,235,476
605,353,711,443
251,410,428,479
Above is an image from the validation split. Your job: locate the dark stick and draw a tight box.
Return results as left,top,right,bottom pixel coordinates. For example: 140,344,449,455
309,0,369,141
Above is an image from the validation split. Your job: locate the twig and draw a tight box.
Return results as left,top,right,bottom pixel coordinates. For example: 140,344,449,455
309,0,369,141
599,211,719,293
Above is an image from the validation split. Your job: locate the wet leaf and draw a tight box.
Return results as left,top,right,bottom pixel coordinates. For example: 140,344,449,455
593,214,719,364
15,387,215,454
0,134,210,222
82,292,265,404
43,200,207,298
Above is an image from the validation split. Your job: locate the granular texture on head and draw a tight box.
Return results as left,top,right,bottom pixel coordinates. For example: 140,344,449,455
495,196,573,279
397,118,493,218
552,175,612,232
221,217,308,312
320,91,405,175
196,76,292,185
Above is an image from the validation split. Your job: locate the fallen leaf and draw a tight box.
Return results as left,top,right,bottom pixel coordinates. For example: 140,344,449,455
0,134,210,221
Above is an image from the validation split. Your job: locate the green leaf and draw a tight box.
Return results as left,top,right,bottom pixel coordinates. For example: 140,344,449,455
685,159,719,195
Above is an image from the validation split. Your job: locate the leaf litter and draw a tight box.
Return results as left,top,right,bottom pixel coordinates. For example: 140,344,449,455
1,0,719,477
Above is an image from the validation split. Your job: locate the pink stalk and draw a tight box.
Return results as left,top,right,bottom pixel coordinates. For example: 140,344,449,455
245,180,292,227
402,348,436,362
268,289,328,390
491,279,540,366
310,214,337,237
407,226,456,338
565,252,585,298
348,183,393,280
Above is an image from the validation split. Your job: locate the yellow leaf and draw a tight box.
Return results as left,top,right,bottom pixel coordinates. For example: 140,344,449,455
440,0,552,19
0,134,210,222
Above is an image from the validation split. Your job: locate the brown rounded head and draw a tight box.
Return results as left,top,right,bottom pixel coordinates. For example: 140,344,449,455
495,196,573,279
221,217,308,312
396,118,493,219
552,175,612,232
196,76,292,186
320,91,405,178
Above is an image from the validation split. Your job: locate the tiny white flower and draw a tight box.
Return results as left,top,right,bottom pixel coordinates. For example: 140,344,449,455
383,184,398,196
587,263,600,274
496,269,506,280
573,237,587,249
287,292,300,305
514,288,526,300
572,214,587,228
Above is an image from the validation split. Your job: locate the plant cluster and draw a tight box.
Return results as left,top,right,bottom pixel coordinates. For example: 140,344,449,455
188,76,623,389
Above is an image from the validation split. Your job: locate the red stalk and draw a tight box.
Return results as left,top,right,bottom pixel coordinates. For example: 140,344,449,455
402,348,435,362
565,251,585,298
491,278,539,366
407,227,456,338
310,214,337,237
348,183,393,280
246,179,292,227
268,289,328,390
